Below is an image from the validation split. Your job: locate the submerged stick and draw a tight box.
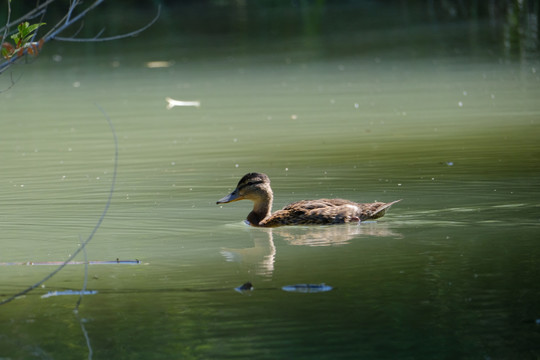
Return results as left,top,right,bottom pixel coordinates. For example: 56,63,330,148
41,290,98,299
0,259,142,266
0,104,118,306
74,237,89,312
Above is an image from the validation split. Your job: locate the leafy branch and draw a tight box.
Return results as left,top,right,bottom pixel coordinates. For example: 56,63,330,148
2,21,46,59
1,0,161,76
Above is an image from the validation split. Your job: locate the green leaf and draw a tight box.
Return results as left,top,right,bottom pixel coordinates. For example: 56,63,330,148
17,22,30,37
26,23,46,34
10,32,20,44
10,22,46,48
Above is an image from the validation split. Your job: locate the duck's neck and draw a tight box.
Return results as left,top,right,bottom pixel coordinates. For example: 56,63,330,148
247,193,273,226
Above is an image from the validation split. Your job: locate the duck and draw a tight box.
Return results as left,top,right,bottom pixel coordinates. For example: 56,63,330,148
216,172,401,227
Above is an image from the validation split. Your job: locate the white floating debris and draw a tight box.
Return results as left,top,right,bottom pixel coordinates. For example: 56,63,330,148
41,290,98,299
146,60,174,68
165,97,201,109
282,283,332,293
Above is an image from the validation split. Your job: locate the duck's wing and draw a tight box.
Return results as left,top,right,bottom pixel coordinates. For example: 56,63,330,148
261,199,402,226
262,199,362,226
281,198,357,211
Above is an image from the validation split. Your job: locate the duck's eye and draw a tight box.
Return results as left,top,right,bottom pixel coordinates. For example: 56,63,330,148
241,180,262,189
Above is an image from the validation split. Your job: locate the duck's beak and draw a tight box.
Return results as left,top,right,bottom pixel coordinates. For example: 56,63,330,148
216,189,242,204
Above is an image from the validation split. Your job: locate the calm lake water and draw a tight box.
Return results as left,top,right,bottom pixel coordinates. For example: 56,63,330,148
1,2,539,359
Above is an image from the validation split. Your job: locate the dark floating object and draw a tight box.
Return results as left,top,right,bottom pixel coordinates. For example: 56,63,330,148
235,282,254,293
234,282,333,294
282,283,333,293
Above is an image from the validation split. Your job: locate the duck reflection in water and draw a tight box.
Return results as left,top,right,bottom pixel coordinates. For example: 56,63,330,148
221,224,402,277
221,222,402,278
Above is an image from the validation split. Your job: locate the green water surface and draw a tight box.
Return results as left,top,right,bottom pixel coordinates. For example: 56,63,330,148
1,3,540,359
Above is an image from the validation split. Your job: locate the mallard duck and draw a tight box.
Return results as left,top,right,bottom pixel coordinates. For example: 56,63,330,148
216,172,401,227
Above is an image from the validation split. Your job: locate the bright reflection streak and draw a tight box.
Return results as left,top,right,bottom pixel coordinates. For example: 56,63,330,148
145,60,174,68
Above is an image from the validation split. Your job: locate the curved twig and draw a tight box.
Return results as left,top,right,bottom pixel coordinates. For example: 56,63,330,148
42,0,106,41
0,0,55,33
53,5,161,42
0,0,11,44
1,1,160,75
0,71,22,92
0,105,118,306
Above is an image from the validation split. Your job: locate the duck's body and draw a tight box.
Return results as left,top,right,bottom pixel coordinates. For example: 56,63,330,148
217,173,400,227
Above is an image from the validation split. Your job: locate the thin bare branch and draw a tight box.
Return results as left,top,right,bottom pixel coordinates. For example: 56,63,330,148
54,5,161,42
1,1,160,76
1,0,12,43
0,105,118,306
69,20,86,39
0,72,22,93
0,0,55,33
42,0,106,41
66,0,82,23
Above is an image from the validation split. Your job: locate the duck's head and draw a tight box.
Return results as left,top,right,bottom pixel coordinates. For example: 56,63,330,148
216,172,272,205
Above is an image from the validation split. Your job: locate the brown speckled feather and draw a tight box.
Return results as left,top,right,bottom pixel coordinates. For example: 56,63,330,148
261,199,400,226
217,173,401,227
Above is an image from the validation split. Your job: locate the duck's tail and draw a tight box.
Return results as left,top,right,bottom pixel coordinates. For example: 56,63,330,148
370,199,402,219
